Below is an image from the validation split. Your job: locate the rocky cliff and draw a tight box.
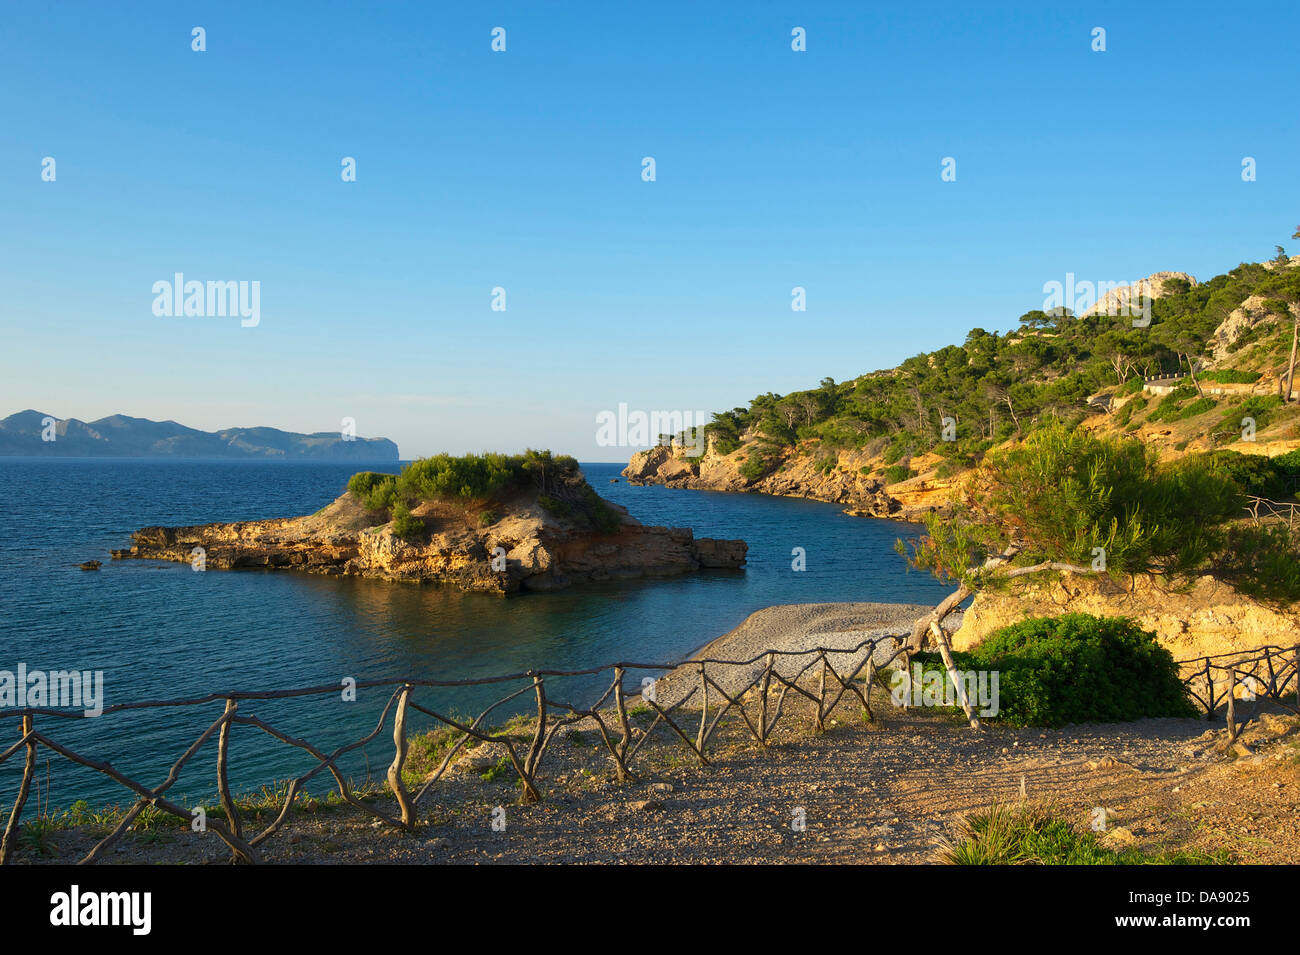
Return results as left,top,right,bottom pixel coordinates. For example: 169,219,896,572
951,572,1300,661
111,482,746,594
622,441,946,521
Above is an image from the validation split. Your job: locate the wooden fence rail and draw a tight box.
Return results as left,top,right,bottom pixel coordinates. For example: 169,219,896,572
0,635,908,865
1179,644,1300,734
2,638,1295,865
1243,495,1300,530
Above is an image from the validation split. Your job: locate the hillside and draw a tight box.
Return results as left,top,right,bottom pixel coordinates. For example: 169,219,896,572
0,410,399,460
626,253,1300,516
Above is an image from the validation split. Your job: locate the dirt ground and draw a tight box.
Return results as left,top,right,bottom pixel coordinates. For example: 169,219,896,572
19,686,1300,866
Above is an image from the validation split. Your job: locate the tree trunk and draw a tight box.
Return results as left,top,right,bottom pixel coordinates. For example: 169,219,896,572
1285,316,1298,402
906,545,1021,651
1182,353,1204,398
1003,396,1021,432
931,621,980,729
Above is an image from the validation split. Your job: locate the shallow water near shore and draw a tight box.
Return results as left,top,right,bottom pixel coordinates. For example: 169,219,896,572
0,458,951,808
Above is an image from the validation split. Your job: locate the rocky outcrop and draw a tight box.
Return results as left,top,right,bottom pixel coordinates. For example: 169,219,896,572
1209,294,1300,364
952,572,1300,660
1080,271,1197,319
623,442,938,520
111,485,746,595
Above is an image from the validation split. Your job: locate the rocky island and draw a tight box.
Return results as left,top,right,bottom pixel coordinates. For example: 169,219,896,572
112,451,746,593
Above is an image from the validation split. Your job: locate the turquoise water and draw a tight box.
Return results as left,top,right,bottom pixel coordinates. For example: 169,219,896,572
0,458,950,808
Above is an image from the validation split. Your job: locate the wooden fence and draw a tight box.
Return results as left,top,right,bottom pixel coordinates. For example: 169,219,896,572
3,637,1295,865
1244,495,1300,530
1180,644,1300,738
0,634,908,865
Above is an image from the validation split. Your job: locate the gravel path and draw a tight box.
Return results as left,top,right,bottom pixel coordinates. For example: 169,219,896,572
654,602,961,704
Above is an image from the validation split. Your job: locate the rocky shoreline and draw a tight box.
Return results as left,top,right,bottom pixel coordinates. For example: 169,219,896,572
111,486,747,595
622,444,953,522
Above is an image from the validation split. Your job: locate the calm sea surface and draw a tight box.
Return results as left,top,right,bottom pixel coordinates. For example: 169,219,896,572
0,458,950,808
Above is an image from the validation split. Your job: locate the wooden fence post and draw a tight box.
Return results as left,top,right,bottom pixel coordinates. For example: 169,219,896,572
758,653,774,746
612,667,633,782
1202,657,1214,720
0,716,36,865
386,684,415,829
1225,670,1238,743
524,672,546,781
696,663,708,755
814,654,827,734
217,699,242,849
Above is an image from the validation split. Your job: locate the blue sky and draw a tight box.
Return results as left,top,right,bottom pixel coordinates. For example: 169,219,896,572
2,0,1296,460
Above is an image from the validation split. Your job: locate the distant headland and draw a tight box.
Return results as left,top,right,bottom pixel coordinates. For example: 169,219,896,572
0,410,399,460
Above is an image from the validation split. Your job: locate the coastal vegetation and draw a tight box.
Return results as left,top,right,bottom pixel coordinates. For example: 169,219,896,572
347,449,578,510
941,802,1231,865
899,423,1300,654
347,450,622,539
914,614,1197,728
903,424,1243,587
695,259,1300,465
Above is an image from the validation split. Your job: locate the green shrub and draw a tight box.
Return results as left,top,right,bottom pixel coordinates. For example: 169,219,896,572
883,464,915,484
1200,369,1261,384
1270,448,1300,494
347,471,399,511
536,494,570,516
739,445,783,481
1147,387,1213,423
949,614,1198,727
910,424,1242,581
1217,525,1300,605
538,488,621,534
1205,450,1290,499
942,802,1230,865
348,451,583,511
390,502,425,542
1220,395,1283,434
880,436,911,466
1175,396,1217,420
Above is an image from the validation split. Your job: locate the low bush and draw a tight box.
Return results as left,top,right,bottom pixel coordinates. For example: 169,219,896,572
390,502,425,542
918,614,1197,728
883,464,915,484
739,444,783,481
1199,369,1261,384
1217,524,1300,604
941,802,1230,865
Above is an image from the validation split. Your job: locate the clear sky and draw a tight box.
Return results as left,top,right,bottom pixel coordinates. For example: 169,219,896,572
2,0,1296,460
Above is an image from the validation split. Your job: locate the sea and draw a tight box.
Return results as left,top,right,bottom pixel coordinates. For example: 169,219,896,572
0,458,951,810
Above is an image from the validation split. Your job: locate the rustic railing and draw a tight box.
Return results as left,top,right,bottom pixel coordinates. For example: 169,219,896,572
0,634,908,865
4,637,1294,865
1243,495,1300,530
1180,645,1300,739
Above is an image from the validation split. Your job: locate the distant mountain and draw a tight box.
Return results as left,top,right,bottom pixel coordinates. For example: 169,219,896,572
0,411,399,460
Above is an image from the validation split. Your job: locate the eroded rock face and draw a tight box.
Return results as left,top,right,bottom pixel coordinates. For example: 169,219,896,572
952,572,1300,660
1080,271,1198,319
623,442,922,520
110,488,746,594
